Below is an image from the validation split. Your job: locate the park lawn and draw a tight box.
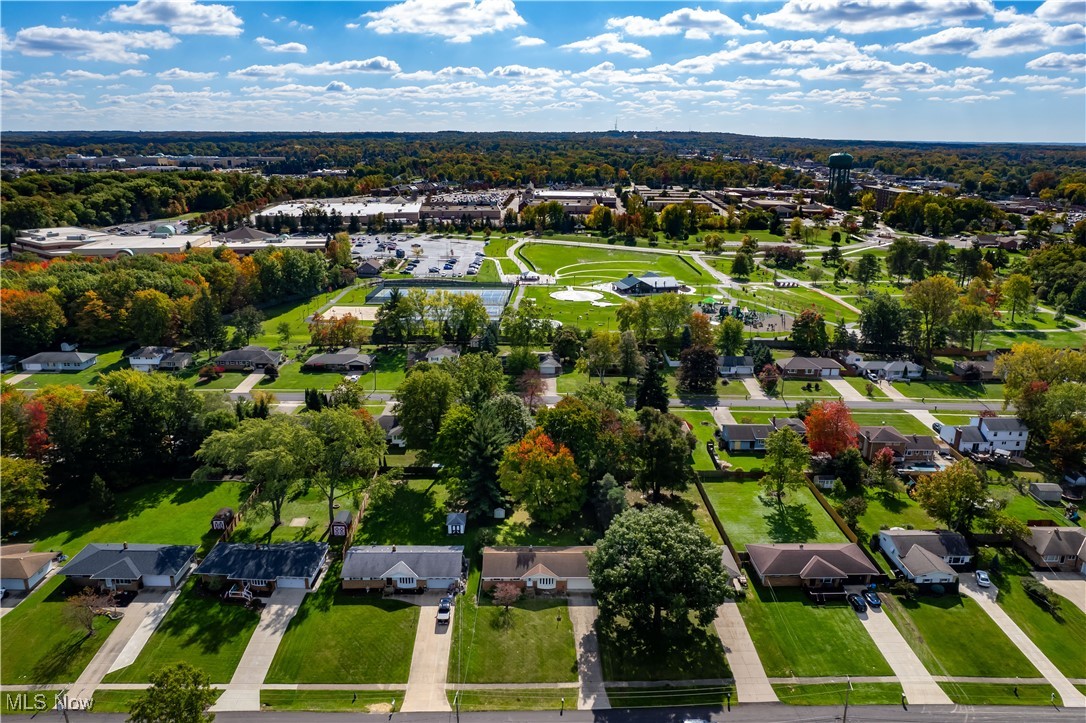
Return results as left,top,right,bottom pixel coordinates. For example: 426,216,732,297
484,236,516,258
475,258,502,282
598,621,730,681
519,243,706,284
447,689,567,711
522,285,619,330
260,690,402,713
937,682,1060,706
881,593,1039,678
449,597,577,684
266,581,419,684
605,685,736,708
0,575,120,684
251,289,344,348
27,479,245,557
230,485,337,544
983,329,1086,350
773,682,904,706
674,409,719,472
103,581,260,683
497,257,520,276
260,362,345,391
842,376,889,399
849,412,933,437
740,582,891,677
12,347,127,390
700,481,847,551
895,380,1005,401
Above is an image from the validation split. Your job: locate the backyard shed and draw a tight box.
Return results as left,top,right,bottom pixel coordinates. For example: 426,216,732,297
446,512,467,535
210,507,236,534
1029,482,1063,504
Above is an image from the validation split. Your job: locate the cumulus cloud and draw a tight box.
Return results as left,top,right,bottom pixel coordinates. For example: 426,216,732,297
702,76,801,90
560,33,651,59
325,80,351,92
107,0,244,37
229,58,402,79
1026,51,1086,71
998,74,1071,85
62,70,120,81
489,65,569,82
4,25,178,63
513,35,545,47
650,37,865,74
771,87,902,108
606,8,761,39
1033,0,1086,23
896,20,1084,57
362,0,525,43
750,0,993,34
572,62,676,86
157,67,218,80
395,66,486,81
256,37,308,54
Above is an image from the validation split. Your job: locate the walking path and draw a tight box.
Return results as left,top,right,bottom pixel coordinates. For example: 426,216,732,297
845,587,951,705
230,370,266,396
827,378,866,402
401,593,454,713
213,588,308,712
960,574,1086,708
712,601,777,703
1030,572,1086,615
66,588,182,702
5,373,30,385
741,378,768,400
567,594,610,710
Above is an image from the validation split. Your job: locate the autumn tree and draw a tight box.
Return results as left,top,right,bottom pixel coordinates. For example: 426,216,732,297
716,316,745,356
127,289,174,345
71,291,116,346
394,365,458,450
687,312,714,348
904,274,959,356
866,447,901,494
790,308,829,355
582,330,619,383
0,289,66,356
914,460,987,533
492,582,522,623
761,427,809,506
757,362,780,395
1003,273,1033,323
498,428,585,527
517,369,545,412
67,586,116,638
804,401,859,457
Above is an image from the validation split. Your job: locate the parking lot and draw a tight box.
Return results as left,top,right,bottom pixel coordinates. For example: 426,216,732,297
351,233,486,278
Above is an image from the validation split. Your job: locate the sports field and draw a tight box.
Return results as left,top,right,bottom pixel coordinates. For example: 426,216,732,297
518,244,705,285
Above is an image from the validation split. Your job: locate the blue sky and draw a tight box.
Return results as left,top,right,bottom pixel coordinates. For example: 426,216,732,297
2,0,1084,142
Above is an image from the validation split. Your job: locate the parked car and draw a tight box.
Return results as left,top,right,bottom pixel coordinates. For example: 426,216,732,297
975,570,991,587
863,589,882,608
437,596,452,624
428,266,440,273
932,422,943,432
846,592,867,613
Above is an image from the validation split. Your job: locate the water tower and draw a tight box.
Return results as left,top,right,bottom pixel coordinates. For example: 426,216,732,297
827,152,854,208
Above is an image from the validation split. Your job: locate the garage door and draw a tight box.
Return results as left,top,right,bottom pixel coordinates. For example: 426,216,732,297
277,577,308,589
427,577,456,590
567,578,594,592
143,575,173,588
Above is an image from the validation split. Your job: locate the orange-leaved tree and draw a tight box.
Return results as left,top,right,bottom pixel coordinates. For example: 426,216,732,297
498,428,584,527
804,400,859,457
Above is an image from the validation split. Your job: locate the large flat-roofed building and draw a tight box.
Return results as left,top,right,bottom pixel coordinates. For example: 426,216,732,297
256,198,422,224
422,191,511,222
523,186,618,215
11,226,211,259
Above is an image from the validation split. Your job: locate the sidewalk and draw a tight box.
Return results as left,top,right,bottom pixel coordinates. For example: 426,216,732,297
230,371,266,396
741,378,767,401
880,382,909,401
1030,572,1086,615
568,595,610,710
905,408,942,432
712,600,777,703
710,406,736,426
401,593,454,713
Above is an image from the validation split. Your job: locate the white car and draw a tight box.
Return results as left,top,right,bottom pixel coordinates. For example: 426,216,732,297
344,374,361,383
975,570,991,587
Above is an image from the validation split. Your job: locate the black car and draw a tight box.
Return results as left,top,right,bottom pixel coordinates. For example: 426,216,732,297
863,589,882,608
846,592,868,613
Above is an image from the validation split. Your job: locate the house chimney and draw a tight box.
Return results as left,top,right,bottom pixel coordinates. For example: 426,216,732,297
392,545,396,552
123,542,128,550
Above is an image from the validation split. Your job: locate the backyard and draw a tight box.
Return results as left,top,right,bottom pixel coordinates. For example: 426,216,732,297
700,481,847,551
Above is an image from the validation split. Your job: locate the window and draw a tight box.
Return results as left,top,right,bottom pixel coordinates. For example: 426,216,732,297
111,578,135,586
1042,555,1061,563
946,556,964,565
397,577,416,586
535,577,556,589
247,579,270,587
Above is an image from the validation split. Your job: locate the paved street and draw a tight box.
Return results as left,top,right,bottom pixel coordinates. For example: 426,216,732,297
567,594,610,710
402,593,454,713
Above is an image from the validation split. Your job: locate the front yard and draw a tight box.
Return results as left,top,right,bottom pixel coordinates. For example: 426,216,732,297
894,380,1005,401
773,682,904,706
597,621,730,681
701,481,847,551
740,582,891,678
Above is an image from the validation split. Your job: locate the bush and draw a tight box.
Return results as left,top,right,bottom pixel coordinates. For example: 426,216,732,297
930,583,946,596
198,364,224,381
974,546,1001,572
891,579,919,600
1022,578,1062,614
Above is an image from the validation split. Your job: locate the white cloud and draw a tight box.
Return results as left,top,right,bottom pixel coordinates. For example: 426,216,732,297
4,25,178,63
157,67,218,80
489,65,569,82
702,77,801,90
560,33,650,59
325,81,351,92
751,0,993,34
107,0,243,37
271,16,314,31
395,66,486,81
229,58,402,79
120,69,147,77
797,58,946,87
256,37,308,54
513,35,545,47
63,70,119,81
572,62,676,86
650,37,865,74
1026,51,1086,71
1034,0,1086,23
999,74,1071,84
896,21,1085,57
771,88,901,107
362,0,525,43
606,8,761,39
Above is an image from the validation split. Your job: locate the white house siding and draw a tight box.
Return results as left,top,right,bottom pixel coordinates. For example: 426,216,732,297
1,577,28,590
129,360,160,373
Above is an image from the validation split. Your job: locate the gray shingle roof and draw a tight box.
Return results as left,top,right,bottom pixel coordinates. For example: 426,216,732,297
1027,527,1086,558
214,346,283,366
981,417,1028,432
719,355,754,367
196,542,328,581
21,351,98,364
341,545,463,580
63,543,196,579
481,546,591,580
881,529,971,558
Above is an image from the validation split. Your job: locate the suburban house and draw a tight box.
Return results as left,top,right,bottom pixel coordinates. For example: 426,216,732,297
878,530,971,586
303,347,373,373
720,418,806,452
341,545,464,593
855,359,923,381
214,345,285,371
939,417,1029,457
410,345,461,366
127,346,193,373
195,542,329,594
746,543,879,589
537,352,563,377
612,272,681,295
62,543,196,592
377,414,407,448
775,356,843,379
357,260,383,277
1017,526,1086,574
446,512,467,535
20,350,98,373
1029,482,1063,504
857,426,940,463
953,359,999,382
0,544,55,592
481,546,594,594
718,355,755,377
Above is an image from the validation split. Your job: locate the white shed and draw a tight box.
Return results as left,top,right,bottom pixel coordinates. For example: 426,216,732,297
446,512,467,535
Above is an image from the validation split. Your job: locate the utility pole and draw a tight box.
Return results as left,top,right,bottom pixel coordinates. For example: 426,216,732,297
842,675,852,723
454,690,460,723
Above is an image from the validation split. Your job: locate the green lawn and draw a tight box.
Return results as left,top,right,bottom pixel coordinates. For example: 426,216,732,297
774,682,904,706
449,597,577,683
830,487,936,539
229,485,337,544
11,347,127,390
982,329,1086,350
251,289,345,348
674,409,720,471
937,682,1060,706
26,480,246,557
446,689,568,711
663,484,723,545
775,380,841,400
882,593,1039,677
266,579,419,683
89,689,223,714
895,380,1005,401
0,576,120,684
103,581,261,683
260,690,402,713
741,582,891,677
259,362,345,391
714,449,768,472
598,622,730,681
519,243,705,284
606,685,736,708
841,376,889,399
701,481,847,551
988,484,1080,529
522,285,620,330
849,412,933,437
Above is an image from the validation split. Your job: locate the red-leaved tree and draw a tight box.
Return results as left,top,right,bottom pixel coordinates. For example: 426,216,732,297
804,400,859,457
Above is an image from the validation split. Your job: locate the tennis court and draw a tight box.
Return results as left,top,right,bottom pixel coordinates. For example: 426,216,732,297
367,284,513,319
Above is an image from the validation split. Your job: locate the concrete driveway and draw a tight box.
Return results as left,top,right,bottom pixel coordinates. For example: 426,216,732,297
713,600,776,703
401,592,453,712
1031,572,1086,615
568,594,610,710
828,378,867,402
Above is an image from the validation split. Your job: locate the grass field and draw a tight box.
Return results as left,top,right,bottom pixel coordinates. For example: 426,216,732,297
775,380,840,400
741,582,892,677
446,688,568,711
251,289,345,348
701,481,847,551
982,329,1086,350
882,593,1039,678
26,480,246,557
449,597,577,684
0,576,120,684
841,376,889,399
228,485,332,544
10,347,127,390
849,412,933,436
828,487,936,539
598,622,730,681
261,348,407,392
260,690,402,713
266,580,419,683
605,685,735,708
674,409,721,471
519,243,705,285
521,285,620,329
774,682,904,706
103,581,260,683
895,380,1005,401
937,682,1060,706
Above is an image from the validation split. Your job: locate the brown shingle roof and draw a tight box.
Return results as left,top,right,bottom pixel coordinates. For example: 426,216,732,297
1027,527,1086,558
481,546,592,580
746,543,878,578
0,546,54,580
